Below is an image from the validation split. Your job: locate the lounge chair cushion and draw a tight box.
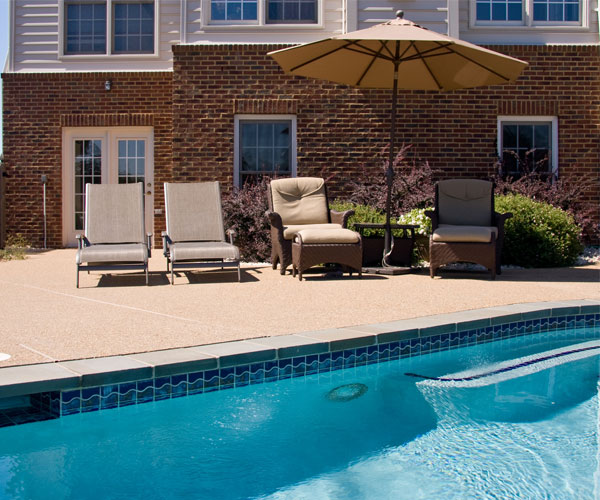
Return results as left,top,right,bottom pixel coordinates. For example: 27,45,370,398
438,179,492,227
432,224,498,243
270,177,329,225
85,183,146,244
77,243,148,264
164,182,226,242
169,241,240,262
296,228,360,244
283,223,343,240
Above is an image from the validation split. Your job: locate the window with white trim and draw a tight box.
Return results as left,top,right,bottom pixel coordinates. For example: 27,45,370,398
473,0,583,25
497,117,558,178
63,0,156,55
234,115,297,187
208,0,317,24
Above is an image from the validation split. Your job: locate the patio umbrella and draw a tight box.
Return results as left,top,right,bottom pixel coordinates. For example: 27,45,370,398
268,11,528,263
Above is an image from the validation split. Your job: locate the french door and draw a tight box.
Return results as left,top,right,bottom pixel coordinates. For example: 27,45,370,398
62,127,154,246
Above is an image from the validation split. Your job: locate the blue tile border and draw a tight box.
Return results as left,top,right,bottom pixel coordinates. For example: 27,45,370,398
0,304,599,426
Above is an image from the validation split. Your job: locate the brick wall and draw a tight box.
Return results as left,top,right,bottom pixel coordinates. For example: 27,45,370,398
173,44,599,210
2,72,172,248
2,43,598,248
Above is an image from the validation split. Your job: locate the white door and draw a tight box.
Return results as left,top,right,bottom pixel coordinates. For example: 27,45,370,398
62,127,154,246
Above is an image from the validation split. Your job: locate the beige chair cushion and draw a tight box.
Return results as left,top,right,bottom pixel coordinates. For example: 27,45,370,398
77,243,148,264
270,177,329,225
438,179,493,227
432,224,498,243
169,241,239,262
295,228,360,244
85,183,145,244
164,182,226,242
283,223,342,240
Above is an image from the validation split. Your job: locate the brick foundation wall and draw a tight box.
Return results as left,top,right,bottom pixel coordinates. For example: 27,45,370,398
2,43,598,248
2,72,172,248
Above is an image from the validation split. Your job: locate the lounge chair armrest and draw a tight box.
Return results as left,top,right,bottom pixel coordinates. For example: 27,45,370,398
226,228,237,245
424,210,439,231
266,210,284,231
161,231,172,257
75,234,89,249
494,211,513,238
330,209,354,228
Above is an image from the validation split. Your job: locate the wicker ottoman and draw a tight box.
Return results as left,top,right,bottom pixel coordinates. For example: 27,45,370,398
292,228,363,281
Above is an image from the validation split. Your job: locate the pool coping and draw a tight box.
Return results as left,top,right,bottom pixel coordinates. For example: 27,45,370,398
1,299,599,401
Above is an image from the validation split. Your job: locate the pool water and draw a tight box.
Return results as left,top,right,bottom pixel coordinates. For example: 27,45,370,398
0,328,598,500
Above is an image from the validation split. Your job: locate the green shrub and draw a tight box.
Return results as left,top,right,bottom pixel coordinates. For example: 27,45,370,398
330,201,391,237
495,194,583,267
396,208,433,237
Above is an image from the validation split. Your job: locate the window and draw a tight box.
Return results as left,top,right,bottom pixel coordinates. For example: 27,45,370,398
473,0,582,25
74,139,102,230
209,0,317,24
476,0,523,22
234,115,297,187
65,3,107,54
533,0,579,22
63,0,156,55
497,117,558,178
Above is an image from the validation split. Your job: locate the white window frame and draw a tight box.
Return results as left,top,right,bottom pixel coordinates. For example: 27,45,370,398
201,0,323,29
59,0,160,59
233,114,297,188
497,116,558,178
469,0,589,29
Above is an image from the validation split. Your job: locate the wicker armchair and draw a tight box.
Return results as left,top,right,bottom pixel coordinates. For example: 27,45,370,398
266,177,354,274
426,179,512,280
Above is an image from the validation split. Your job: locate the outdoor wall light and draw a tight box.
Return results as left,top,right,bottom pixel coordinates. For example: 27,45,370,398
105,80,112,91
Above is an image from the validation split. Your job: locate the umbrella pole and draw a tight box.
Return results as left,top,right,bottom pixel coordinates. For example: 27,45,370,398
383,60,399,261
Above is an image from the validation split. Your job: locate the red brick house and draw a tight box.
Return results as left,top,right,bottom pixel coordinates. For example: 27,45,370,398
2,0,599,248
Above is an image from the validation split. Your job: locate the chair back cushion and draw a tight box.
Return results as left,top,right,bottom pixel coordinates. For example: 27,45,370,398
437,179,493,226
85,183,145,244
270,177,329,225
164,181,226,242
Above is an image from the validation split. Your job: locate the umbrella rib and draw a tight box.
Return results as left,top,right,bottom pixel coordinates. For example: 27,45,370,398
288,41,356,72
356,42,387,86
432,42,512,82
408,42,443,90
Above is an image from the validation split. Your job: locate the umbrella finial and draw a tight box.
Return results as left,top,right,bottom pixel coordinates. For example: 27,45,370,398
396,10,404,19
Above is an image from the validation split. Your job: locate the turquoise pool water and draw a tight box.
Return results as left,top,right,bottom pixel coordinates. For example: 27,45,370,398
0,328,598,499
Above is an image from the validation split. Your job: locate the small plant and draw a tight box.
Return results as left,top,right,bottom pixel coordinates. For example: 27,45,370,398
495,194,583,268
221,177,272,263
0,234,30,261
396,208,433,237
346,144,439,215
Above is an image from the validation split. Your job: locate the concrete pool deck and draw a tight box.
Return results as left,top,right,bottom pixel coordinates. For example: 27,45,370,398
0,249,598,371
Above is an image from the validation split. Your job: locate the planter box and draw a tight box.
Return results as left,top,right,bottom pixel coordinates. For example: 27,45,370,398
362,236,414,267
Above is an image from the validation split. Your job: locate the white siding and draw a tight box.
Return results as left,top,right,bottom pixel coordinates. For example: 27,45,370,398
11,0,181,73
185,0,345,43
357,0,450,34
458,0,600,45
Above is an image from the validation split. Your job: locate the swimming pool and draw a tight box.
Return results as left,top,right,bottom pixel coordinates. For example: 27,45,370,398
1,325,598,499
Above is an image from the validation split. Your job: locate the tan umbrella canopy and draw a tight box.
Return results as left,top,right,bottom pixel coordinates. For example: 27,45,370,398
269,11,528,262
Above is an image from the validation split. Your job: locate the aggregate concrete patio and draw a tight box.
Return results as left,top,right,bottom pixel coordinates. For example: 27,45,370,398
0,249,598,368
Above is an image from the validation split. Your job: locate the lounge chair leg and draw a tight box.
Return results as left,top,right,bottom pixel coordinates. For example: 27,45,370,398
145,265,149,286
76,265,79,288
237,262,241,282
171,266,174,285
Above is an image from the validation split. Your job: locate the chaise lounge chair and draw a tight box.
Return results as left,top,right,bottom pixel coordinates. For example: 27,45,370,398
426,179,512,280
266,177,354,275
76,182,151,287
162,181,240,284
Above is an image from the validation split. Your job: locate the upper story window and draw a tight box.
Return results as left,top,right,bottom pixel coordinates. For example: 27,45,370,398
474,0,582,25
63,0,156,56
209,0,318,24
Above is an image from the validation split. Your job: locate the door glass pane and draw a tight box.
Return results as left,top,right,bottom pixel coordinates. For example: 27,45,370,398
117,139,145,184
74,139,102,230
